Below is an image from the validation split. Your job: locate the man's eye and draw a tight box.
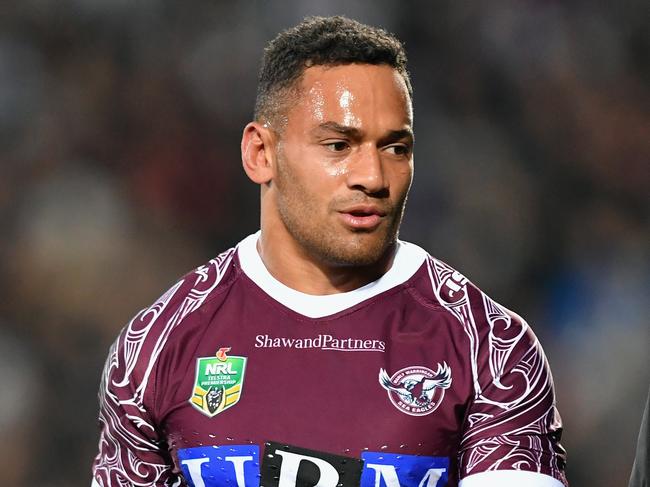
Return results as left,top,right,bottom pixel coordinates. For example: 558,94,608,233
385,144,410,156
324,141,349,152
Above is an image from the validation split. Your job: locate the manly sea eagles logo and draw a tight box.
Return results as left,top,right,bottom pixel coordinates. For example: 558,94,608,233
190,347,247,417
379,363,452,416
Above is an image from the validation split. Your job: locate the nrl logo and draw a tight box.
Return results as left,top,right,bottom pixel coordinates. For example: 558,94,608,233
379,363,452,416
189,347,247,417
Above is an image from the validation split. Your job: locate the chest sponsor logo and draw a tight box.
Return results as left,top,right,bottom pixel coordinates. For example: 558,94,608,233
179,444,259,487
379,363,452,416
178,442,448,487
255,334,385,352
189,347,247,417
261,441,363,486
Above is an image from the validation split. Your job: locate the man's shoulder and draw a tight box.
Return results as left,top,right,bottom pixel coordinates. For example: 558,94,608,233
401,242,475,309
143,245,239,329
409,243,533,337
108,245,240,371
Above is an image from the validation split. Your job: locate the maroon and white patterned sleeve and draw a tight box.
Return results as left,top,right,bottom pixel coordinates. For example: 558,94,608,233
426,257,568,486
92,280,185,487
92,247,237,487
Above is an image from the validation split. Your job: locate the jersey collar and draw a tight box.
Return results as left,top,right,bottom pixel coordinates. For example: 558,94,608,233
237,231,426,318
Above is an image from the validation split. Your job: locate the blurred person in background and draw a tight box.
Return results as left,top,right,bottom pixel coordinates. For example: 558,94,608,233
0,326,40,485
91,16,567,487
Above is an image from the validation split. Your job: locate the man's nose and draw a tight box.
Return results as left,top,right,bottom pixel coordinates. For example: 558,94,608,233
346,145,387,194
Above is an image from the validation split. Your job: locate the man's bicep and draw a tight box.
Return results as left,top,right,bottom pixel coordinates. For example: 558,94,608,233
458,310,568,485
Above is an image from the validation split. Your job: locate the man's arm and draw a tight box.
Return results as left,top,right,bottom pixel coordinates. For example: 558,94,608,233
457,294,568,485
92,313,176,486
426,257,568,486
92,280,187,486
91,251,236,486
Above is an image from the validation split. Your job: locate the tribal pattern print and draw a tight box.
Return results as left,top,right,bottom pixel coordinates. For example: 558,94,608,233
426,258,481,396
425,256,566,482
93,248,236,486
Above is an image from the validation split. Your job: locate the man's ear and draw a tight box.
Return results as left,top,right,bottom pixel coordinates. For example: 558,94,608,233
241,122,275,184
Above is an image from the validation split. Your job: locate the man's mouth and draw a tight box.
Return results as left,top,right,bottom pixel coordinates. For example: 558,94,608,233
338,205,387,230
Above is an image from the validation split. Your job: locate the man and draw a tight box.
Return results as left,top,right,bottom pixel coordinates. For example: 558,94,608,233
92,16,567,487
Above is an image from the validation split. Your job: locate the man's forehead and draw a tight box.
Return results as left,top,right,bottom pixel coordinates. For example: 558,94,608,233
299,64,409,98
293,63,413,128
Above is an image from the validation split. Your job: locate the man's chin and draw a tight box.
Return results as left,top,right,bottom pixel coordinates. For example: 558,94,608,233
317,232,397,268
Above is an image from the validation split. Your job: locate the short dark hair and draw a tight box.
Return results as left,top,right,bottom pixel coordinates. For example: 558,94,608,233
254,16,411,127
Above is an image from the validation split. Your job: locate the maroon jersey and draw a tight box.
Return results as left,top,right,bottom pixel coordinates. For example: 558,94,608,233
92,233,567,487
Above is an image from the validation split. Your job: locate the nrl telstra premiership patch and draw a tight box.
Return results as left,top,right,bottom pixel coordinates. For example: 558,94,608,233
189,347,247,417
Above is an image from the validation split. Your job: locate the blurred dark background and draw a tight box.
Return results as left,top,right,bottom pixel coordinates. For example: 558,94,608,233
0,1,647,486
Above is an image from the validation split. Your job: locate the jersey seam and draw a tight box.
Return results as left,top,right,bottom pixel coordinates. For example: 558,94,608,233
405,284,453,312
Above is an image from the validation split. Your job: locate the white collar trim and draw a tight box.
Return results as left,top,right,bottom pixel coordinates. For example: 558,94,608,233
237,231,426,318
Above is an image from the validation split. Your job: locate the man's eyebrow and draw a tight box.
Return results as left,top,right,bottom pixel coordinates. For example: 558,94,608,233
312,121,363,138
312,122,414,144
381,129,414,144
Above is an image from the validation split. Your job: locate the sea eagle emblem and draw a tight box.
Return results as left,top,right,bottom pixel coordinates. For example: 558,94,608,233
379,362,452,416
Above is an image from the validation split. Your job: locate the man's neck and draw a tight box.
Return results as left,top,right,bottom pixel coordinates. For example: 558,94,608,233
256,230,395,295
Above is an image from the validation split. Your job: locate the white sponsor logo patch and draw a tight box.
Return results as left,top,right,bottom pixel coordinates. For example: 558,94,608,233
254,334,385,352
